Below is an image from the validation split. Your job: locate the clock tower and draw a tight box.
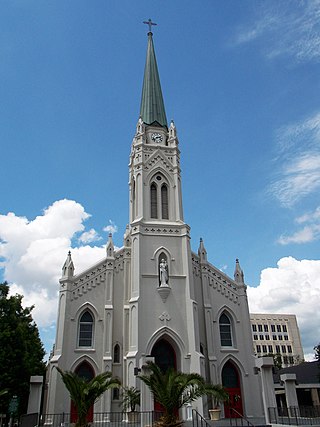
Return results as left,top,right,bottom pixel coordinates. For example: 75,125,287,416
127,28,203,391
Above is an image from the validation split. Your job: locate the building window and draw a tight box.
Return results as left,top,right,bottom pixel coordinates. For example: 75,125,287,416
273,335,277,340
150,183,158,218
78,311,94,347
259,335,264,340
161,184,169,219
219,313,232,347
284,335,288,340
282,345,286,353
287,345,292,353
265,335,270,340
264,325,269,332
256,345,261,353
276,345,280,353
252,324,257,332
268,345,273,353
271,325,276,332
283,356,288,365
289,356,294,364
258,324,263,332
113,344,120,363
200,344,204,355
283,325,287,332
253,334,258,340
278,335,283,341
277,325,281,332
262,345,267,353
113,388,120,400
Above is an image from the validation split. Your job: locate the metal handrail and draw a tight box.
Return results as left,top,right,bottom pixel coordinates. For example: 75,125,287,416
192,409,211,427
228,408,255,427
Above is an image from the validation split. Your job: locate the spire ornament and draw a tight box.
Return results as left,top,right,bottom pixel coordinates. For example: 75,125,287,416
143,18,157,34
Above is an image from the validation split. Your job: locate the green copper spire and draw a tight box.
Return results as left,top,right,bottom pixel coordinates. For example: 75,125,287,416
140,29,168,128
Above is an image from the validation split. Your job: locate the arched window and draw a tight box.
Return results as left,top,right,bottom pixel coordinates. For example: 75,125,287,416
150,183,158,218
161,184,169,219
78,310,94,347
113,343,120,363
113,388,120,400
132,179,136,218
219,313,232,347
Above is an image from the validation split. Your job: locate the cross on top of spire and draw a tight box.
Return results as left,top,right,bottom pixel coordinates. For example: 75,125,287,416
143,18,157,33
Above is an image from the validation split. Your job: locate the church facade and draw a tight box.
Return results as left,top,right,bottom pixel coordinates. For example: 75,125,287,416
45,29,264,421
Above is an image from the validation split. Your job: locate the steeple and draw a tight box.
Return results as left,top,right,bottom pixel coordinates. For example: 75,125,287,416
198,238,207,263
62,251,74,278
140,24,168,128
234,258,245,285
106,233,115,258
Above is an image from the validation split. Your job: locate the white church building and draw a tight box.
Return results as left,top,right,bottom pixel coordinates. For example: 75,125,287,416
45,26,265,422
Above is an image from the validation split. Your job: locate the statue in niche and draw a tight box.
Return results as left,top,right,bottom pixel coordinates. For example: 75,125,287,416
159,259,169,287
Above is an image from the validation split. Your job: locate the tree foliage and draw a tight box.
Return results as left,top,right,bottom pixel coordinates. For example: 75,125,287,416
57,368,120,427
0,282,46,415
314,343,320,361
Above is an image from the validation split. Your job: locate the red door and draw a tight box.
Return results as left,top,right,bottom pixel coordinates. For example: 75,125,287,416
70,361,95,423
222,361,243,418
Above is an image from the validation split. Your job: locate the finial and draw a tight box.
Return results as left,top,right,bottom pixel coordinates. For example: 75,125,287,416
68,250,71,256
109,232,112,238
143,18,157,34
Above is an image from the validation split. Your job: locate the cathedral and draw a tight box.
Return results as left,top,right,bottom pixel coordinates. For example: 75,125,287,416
45,27,264,421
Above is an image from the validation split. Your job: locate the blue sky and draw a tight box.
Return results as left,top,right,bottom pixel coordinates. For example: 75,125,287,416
0,0,320,360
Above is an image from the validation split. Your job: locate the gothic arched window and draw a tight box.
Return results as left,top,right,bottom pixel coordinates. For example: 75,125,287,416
113,343,120,363
219,313,233,347
150,183,158,218
78,310,94,347
161,184,169,219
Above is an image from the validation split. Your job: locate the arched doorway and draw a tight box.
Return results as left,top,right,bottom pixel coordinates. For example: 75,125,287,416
151,338,176,372
151,339,177,412
222,361,243,418
70,361,95,423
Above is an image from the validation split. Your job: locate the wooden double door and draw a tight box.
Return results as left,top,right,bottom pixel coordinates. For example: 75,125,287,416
222,361,243,418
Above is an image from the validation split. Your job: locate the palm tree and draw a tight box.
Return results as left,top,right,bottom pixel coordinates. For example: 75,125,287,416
120,386,141,412
138,361,208,427
56,367,120,427
206,383,229,409
205,383,229,420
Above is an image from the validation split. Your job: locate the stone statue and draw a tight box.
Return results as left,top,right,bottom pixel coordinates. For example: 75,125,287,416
159,259,169,286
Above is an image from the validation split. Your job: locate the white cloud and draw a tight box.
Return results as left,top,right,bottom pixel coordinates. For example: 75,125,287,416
247,256,320,357
0,199,106,330
277,206,320,245
103,220,118,235
278,225,320,245
233,0,320,63
296,206,320,223
79,228,102,244
269,112,320,207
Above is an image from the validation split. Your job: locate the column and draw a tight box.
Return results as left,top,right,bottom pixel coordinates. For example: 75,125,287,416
280,373,299,418
27,376,43,414
255,357,277,424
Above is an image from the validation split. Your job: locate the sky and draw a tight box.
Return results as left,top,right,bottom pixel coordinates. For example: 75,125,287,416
0,0,320,361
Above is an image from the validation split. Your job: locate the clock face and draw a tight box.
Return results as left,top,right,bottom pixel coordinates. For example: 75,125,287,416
151,133,163,143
